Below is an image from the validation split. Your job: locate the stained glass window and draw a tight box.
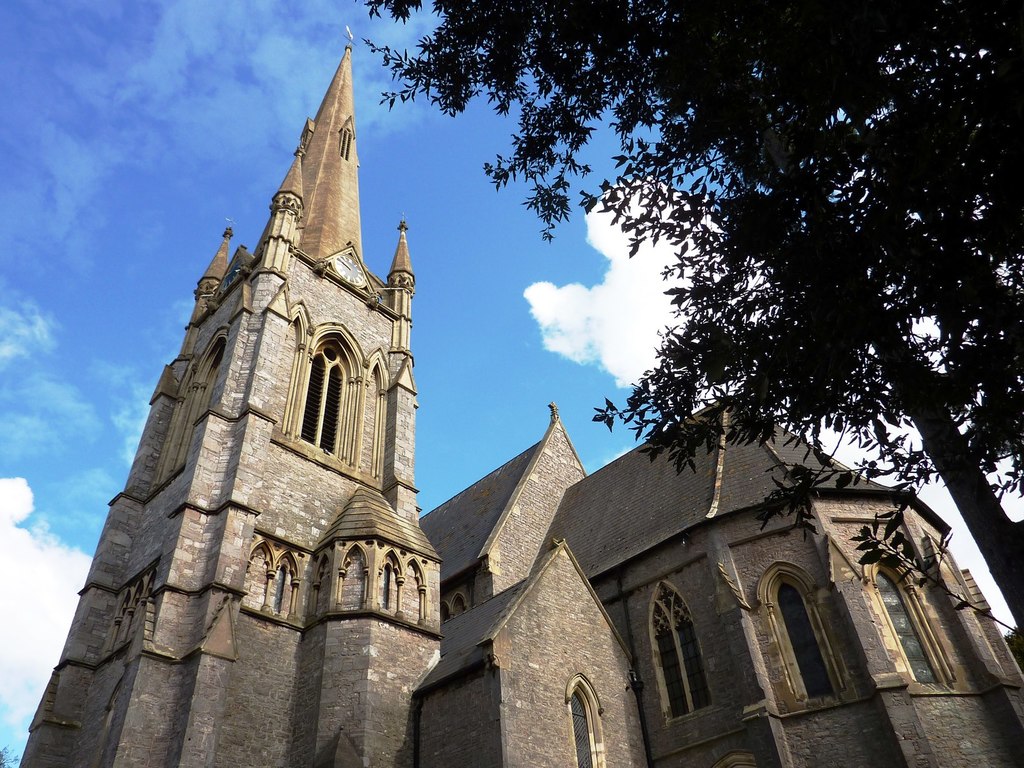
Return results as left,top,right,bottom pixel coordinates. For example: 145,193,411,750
777,583,833,698
652,583,711,717
570,691,594,768
877,574,937,683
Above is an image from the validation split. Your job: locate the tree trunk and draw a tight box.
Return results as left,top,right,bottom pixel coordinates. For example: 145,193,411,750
909,404,1024,629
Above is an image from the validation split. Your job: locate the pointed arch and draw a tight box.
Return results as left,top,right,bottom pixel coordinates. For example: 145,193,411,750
312,554,331,616
244,540,273,611
403,558,425,622
288,324,365,465
271,551,300,617
757,562,844,703
339,116,355,161
450,592,467,618
565,674,605,768
361,352,389,478
158,334,227,480
866,565,953,685
379,550,401,612
649,581,710,718
339,545,367,610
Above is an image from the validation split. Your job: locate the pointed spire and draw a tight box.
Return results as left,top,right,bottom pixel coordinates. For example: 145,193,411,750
296,45,362,261
202,227,232,282
388,218,413,281
277,152,304,200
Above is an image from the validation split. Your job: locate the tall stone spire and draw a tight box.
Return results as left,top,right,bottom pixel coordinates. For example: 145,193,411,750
296,45,361,261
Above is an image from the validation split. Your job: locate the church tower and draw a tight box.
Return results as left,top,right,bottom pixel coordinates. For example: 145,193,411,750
23,46,440,768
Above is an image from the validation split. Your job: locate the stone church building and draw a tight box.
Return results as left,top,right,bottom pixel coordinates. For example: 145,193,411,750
22,48,1024,768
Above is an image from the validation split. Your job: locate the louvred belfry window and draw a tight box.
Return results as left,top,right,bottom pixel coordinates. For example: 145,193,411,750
652,583,711,718
300,344,351,457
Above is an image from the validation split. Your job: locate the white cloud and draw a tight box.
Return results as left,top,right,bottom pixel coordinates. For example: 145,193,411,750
0,302,56,368
0,478,91,734
524,208,678,387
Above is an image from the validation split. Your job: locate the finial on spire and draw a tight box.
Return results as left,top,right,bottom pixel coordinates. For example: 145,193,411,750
345,25,354,47
398,216,408,233
549,402,560,423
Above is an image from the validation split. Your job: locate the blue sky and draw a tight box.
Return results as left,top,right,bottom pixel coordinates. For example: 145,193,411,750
0,0,1017,760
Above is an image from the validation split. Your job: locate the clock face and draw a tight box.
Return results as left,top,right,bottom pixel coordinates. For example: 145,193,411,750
332,252,366,287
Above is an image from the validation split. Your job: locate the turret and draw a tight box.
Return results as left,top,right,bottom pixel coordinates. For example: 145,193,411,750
387,219,415,351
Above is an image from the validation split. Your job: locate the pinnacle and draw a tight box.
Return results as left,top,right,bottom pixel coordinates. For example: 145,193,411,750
201,226,232,282
389,218,413,279
277,151,304,200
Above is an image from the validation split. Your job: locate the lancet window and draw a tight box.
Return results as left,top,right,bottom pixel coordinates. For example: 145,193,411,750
300,341,356,456
651,582,710,718
566,676,604,768
777,583,834,698
876,572,939,684
159,337,225,480
758,563,843,704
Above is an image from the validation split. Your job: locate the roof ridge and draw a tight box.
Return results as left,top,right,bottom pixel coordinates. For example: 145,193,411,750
420,439,542,520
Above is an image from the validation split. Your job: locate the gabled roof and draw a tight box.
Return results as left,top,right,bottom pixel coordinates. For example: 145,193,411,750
418,582,525,691
419,441,542,581
417,542,630,693
546,432,891,578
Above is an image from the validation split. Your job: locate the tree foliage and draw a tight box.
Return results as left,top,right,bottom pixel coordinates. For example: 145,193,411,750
367,0,1024,625
1007,629,1024,673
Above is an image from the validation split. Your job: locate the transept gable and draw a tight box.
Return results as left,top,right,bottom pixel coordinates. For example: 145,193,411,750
419,440,542,582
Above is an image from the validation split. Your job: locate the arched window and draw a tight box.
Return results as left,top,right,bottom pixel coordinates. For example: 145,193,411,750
757,563,843,704
570,691,594,768
380,563,393,610
159,337,225,479
440,601,450,623
450,593,467,617
339,547,366,610
312,556,330,615
298,337,362,463
876,573,938,684
243,543,272,611
273,564,288,614
777,583,834,698
651,582,710,718
301,348,340,451
565,676,604,768
339,119,354,161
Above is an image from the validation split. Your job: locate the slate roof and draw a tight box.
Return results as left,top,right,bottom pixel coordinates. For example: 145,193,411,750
546,433,891,578
419,441,542,581
320,487,437,559
418,581,526,691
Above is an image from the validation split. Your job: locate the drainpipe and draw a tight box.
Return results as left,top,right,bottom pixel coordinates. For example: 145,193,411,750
619,567,655,768
412,694,423,768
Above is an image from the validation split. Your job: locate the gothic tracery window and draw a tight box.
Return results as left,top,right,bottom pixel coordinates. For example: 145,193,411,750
652,582,710,718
